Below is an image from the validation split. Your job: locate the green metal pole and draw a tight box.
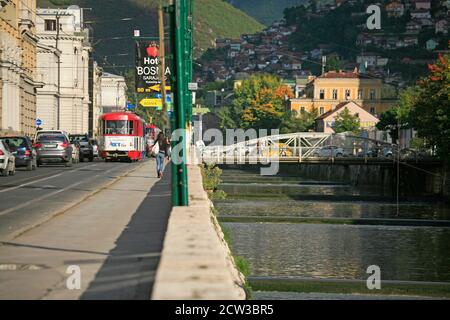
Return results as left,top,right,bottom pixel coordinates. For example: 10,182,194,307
173,0,189,206
167,3,179,206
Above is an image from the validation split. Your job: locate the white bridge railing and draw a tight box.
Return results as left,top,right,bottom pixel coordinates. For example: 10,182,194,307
198,132,432,164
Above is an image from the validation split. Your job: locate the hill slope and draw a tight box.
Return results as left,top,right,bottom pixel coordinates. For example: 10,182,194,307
227,0,308,25
37,0,263,72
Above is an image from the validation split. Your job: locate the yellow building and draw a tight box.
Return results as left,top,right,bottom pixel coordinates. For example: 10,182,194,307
0,0,41,136
290,70,396,117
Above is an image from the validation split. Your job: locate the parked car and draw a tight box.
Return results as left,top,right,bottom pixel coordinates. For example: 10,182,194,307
0,140,16,176
90,139,99,158
35,133,73,167
313,145,347,158
0,136,37,171
69,134,94,162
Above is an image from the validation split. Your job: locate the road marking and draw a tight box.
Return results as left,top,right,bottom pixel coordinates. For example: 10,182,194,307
0,165,121,217
0,165,97,194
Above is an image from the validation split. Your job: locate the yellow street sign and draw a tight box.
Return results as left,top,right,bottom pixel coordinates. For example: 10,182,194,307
149,84,171,92
140,98,163,107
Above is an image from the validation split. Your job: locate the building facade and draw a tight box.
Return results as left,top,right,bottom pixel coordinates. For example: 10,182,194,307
1,0,42,136
315,101,380,133
36,5,91,134
35,41,60,130
91,61,102,136
100,72,127,114
290,70,396,117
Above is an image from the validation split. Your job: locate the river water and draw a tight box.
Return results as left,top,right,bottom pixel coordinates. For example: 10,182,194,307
215,169,450,298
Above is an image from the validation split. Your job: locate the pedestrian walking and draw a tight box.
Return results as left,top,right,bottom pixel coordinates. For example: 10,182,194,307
155,132,170,178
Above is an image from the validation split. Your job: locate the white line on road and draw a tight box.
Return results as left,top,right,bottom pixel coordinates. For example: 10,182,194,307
0,165,119,217
0,165,97,194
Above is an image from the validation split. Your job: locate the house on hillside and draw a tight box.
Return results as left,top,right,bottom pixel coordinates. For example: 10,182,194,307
315,101,379,133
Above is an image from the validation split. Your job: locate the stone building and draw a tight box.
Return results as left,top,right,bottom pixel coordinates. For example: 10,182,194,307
1,0,42,136
36,5,91,134
290,70,396,117
100,72,127,114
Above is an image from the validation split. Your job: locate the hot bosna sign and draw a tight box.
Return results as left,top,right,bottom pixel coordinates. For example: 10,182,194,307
135,40,171,93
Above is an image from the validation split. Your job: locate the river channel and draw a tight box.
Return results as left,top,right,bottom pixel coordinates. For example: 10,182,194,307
214,168,450,299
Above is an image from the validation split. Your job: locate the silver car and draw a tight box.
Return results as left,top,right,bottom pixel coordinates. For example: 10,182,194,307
0,140,15,176
313,145,347,158
35,134,73,167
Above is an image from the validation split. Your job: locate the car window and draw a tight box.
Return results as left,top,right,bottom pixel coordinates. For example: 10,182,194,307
37,135,66,143
70,135,89,142
1,137,27,150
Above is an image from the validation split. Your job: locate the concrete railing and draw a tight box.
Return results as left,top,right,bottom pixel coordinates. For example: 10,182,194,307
152,165,246,300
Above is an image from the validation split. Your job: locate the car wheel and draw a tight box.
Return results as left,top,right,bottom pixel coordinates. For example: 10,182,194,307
89,155,94,162
80,157,85,162
26,160,33,171
1,169,8,177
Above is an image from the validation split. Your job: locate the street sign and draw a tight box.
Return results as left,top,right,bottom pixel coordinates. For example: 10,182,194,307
36,119,42,127
139,98,163,108
188,82,198,91
155,93,172,103
135,40,172,93
149,84,171,92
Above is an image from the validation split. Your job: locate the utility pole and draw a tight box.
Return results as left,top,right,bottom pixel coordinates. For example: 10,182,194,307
158,4,169,130
56,13,61,130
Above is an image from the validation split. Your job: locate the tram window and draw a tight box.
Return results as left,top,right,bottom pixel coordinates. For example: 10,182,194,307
104,120,134,135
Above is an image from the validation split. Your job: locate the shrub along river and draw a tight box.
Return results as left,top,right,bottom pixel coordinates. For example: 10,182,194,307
214,168,450,299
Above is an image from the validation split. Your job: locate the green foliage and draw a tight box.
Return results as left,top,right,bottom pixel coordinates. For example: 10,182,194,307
280,109,317,134
200,163,227,199
332,107,360,134
376,108,400,144
401,53,450,159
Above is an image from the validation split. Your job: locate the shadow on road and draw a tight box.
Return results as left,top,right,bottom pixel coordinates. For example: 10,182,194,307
80,168,172,300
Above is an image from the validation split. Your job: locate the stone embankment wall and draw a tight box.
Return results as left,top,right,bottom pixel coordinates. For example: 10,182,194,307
152,165,246,300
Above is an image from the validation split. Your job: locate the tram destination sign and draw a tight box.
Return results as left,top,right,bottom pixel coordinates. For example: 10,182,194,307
135,40,171,93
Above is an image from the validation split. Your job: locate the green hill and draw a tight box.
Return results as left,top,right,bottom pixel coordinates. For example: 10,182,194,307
227,0,308,25
37,0,263,72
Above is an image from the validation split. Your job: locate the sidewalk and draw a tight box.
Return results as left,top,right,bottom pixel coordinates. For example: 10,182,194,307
0,160,172,300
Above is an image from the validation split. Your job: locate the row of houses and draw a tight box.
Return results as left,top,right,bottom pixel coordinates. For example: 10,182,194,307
0,2,127,138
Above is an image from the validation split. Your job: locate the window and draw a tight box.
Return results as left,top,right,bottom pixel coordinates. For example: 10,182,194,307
319,89,325,99
345,89,351,100
358,89,363,99
332,89,337,100
104,120,134,135
319,107,324,114
44,19,57,31
370,89,376,100
300,106,305,112
370,107,375,114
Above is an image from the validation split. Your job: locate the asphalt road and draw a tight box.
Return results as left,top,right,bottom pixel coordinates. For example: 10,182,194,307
0,159,142,241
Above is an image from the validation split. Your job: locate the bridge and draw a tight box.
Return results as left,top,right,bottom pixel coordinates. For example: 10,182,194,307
199,132,437,165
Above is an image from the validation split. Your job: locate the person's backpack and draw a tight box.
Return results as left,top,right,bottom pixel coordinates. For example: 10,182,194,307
151,141,160,157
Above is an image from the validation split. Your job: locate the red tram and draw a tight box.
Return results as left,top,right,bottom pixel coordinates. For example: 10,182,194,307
98,112,146,162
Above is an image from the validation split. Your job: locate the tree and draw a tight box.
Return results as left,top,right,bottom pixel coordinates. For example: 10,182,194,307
398,53,450,159
280,108,318,134
231,74,293,131
332,107,360,133
376,108,400,144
